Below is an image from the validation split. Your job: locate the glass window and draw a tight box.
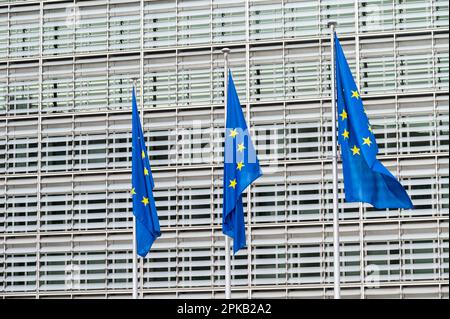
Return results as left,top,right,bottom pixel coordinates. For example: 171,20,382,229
8,62,39,115
109,1,140,51
144,0,177,49
177,0,211,46
249,0,283,41
0,8,8,59
212,0,246,44
396,34,434,92
9,5,40,58
75,2,107,54
284,0,320,38
43,2,74,56
74,57,108,112
42,59,74,113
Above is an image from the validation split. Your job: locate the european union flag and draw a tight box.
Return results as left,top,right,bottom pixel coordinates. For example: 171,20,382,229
131,87,161,257
335,34,413,209
223,71,263,254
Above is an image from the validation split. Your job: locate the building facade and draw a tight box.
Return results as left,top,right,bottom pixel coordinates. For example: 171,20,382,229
0,0,448,298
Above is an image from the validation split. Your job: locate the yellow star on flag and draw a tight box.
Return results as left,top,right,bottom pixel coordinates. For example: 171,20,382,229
362,136,372,147
351,145,360,156
342,129,349,140
229,179,237,189
141,196,149,206
237,143,246,152
340,109,347,121
351,90,360,99
130,187,136,196
368,124,373,133
237,161,245,171
144,167,149,175
141,150,145,159
229,129,238,138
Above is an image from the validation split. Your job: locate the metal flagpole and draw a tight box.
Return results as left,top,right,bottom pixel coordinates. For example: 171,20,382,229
328,21,341,299
132,78,139,299
132,221,138,299
222,47,231,300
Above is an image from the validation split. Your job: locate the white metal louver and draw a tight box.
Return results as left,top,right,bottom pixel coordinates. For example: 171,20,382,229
0,0,447,299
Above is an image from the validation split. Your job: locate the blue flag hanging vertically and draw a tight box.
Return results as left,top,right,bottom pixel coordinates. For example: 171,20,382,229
335,34,413,209
131,86,161,257
223,71,263,254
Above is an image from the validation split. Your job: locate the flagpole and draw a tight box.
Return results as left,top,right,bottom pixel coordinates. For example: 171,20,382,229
132,78,139,299
222,47,231,300
328,21,341,299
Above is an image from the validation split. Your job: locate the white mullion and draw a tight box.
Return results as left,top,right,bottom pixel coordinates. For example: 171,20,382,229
72,0,76,54
436,205,443,283
322,151,329,226
107,0,110,52
70,128,75,232
209,166,214,292
3,119,7,293
399,220,405,286
70,229,74,298
318,38,325,159
175,212,180,289
320,220,326,289
244,0,252,299
175,0,179,47
432,39,440,226
282,12,288,287
105,169,109,295
431,30,437,95
35,0,44,299
434,97,441,212
7,5,10,59
395,93,400,177
434,94,443,283
354,0,365,300
283,114,288,255
139,0,145,298
209,0,213,45
393,31,400,160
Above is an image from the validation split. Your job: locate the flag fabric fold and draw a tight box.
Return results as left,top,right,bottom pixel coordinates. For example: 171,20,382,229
335,33,413,209
223,71,263,254
131,87,161,257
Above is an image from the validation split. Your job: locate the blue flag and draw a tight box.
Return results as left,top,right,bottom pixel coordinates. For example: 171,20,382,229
223,71,263,254
335,34,413,209
131,87,161,257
